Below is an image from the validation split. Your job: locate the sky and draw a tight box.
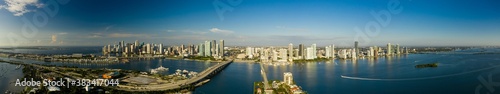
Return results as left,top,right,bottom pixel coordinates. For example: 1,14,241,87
0,0,499,47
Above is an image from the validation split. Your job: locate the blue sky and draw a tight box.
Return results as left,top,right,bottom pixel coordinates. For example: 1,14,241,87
0,0,499,47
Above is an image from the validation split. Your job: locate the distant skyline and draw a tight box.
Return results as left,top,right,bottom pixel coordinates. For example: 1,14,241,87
1,0,499,47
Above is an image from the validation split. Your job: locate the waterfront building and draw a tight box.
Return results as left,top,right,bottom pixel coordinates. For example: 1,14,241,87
306,47,314,60
396,44,400,54
299,44,304,59
312,44,317,59
369,47,374,57
159,44,163,55
355,41,359,55
332,44,335,58
215,44,219,57
220,40,224,57
288,43,293,58
387,43,392,55
198,43,204,56
284,72,293,85
280,49,288,61
205,41,211,57
212,40,216,56
338,49,347,59
325,46,331,58
246,47,254,58
351,49,357,59
272,50,278,61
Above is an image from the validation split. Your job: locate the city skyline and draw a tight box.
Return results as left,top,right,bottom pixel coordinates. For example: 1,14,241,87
1,0,500,47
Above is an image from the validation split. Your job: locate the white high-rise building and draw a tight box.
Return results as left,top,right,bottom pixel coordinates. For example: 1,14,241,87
220,40,224,57
215,44,219,57
288,43,293,58
272,50,278,61
280,49,288,61
332,44,335,58
387,43,392,55
146,43,151,54
369,47,374,57
159,44,163,55
312,44,317,59
198,43,204,56
325,46,331,58
246,47,254,58
284,72,293,85
306,47,314,60
204,41,211,57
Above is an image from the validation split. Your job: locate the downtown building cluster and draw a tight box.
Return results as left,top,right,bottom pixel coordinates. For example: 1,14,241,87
242,41,410,62
241,43,334,62
102,40,225,58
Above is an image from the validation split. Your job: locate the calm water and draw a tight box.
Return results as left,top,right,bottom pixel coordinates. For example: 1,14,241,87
2,47,500,94
196,48,500,94
0,63,24,93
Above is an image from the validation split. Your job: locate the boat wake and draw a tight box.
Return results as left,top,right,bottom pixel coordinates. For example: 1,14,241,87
341,64,500,81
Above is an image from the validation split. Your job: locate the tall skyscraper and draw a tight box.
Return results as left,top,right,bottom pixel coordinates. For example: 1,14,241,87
355,41,359,55
280,49,288,60
211,40,216,56
219,40,224,57
198,43,204,56
205,41,211,57
306,47,314,60
396,44,400,54
146,43,151,54
215,44,219,56
159,44,163,55
332,44,335,58
284,72,293,85
312,44,317,58
325,46,331,58
387,43,392,55
288,43,293,58
299,44,304,59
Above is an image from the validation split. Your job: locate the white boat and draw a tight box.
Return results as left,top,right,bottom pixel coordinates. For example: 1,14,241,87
182,70,189,73
150,66,169,74
15,65,21,69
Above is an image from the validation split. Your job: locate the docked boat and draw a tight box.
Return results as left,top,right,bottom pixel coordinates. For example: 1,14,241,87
150,66,169,74
15,65,21,69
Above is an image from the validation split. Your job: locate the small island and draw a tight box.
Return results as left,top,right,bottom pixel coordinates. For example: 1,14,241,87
415,63,438,68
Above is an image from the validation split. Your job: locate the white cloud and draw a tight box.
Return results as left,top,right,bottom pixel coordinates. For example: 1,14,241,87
0,0,44,16
209,28,234,35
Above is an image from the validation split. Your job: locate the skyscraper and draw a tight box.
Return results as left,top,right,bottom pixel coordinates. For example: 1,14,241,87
306,47,314,60
355,41,359,55
205,41,211,57
284,72,293,85
332,44,335,58
312,44,317,59
396,44,400,54
325,46,331,58
212,40,216,56
288,43,293,58
280,49,288,60
215,44,219,56
387,43,392,55
198,43,204,56
299,44,304,59
159,44,163,55
219,40,224,57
